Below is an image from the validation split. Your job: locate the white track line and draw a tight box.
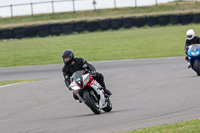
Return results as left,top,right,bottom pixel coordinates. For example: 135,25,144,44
0,83,22,88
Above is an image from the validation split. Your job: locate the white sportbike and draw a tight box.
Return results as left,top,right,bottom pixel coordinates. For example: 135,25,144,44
69,66,112,114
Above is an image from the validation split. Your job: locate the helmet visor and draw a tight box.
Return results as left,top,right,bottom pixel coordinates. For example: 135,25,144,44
187,35,193,39
64,57,70,62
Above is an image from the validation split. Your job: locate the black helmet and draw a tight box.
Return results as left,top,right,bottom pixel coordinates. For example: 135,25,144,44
62,49,74,65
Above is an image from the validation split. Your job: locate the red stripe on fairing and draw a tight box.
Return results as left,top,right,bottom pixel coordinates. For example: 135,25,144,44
101,89,105,94
69,87,73,90
71,82,81,94
83,74,95,87
75,91,80,94
88,79,95,86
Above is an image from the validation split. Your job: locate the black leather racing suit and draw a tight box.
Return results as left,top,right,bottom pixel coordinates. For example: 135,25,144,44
185,36,200,54
62,57,107,91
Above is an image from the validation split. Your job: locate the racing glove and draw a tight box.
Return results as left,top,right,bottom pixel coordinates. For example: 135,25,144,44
90,71,96,76
185,56,189,62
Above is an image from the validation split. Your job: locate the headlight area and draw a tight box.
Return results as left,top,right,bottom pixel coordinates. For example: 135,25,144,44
83,76,90,86
191,51,200,56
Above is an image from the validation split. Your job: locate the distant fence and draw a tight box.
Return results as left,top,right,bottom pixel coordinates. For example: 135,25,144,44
0,0,199,18
1,13,200,40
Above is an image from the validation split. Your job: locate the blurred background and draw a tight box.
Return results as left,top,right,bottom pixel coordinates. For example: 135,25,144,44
0,0,196,17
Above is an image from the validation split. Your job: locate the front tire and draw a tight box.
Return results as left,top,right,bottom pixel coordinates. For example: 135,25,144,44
83,91,101,114
193,60,200,76
103,98,112,112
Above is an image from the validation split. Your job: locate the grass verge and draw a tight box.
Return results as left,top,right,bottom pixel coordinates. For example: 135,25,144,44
125,119,200,133
0,23,199,67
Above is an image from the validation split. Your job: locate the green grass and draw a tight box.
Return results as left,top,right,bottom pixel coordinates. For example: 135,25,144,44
0,79,46,86
125,119,200,133
0,1,200,29
0,23,199,67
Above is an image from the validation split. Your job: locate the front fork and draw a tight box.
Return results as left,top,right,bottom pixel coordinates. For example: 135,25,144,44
189,58,194,70
75,89,98,105
76,93,85,103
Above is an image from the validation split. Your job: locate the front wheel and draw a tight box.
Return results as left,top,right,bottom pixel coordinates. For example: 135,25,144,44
103,98,112,112
193,60,200,76
83,91,101,114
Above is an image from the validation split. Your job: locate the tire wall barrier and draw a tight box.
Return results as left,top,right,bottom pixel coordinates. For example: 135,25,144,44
123,17,135,29
158,15,169,26
180,14,193,25
192,13,200,23
50,24,62,36
86,21,99,32
74,21,86,33
111,18,123,30
98,19,111,31
169,15,180,25
135,17,146,27
1,29,13,39
37,24,50,37
147,16,159,27
1,13,200,40
13,27,26,39
62,22,74,35
26,26,37,37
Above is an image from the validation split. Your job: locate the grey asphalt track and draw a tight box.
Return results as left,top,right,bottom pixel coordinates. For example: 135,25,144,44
1,57,200,133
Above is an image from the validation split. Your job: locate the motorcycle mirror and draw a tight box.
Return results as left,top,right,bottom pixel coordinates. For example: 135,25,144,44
82,64,87,69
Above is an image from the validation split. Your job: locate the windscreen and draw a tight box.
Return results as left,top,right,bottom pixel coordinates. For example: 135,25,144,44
71,70,85,81
191,44,200,51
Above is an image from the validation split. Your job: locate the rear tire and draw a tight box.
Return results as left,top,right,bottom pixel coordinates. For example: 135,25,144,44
83,91,101,114
193,60,200,76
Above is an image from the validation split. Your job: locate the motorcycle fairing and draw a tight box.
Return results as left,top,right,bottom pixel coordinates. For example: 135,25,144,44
82,74,107,108
82,74,94,87
188,44,200,59
188,44,200,71
82,74,107,109
90,80,107,109
69,81,81,94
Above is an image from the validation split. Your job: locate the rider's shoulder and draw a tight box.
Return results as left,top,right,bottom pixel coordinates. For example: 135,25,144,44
75,57,86,62
75,57,84,60
195,36,200,39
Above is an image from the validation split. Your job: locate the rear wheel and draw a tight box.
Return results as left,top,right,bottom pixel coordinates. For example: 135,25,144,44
193,60,200,76
83,91,101,114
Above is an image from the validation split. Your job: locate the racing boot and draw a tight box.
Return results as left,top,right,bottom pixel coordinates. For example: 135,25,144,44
95,73,112,96
185,56,190,68
188,62,190,68
103,87,112,96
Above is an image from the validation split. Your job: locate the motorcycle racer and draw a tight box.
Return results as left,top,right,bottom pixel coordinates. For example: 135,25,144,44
62,49,112,101
184,29,200,68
